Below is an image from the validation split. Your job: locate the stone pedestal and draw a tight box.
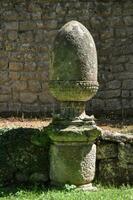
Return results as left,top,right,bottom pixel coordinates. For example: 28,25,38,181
47,115,101,188
50,142,96,186
48,20,101,189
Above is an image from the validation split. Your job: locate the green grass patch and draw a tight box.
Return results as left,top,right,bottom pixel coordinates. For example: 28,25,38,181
0,185,133,200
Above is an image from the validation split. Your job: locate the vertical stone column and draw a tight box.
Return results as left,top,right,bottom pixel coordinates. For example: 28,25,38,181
47,21,102,190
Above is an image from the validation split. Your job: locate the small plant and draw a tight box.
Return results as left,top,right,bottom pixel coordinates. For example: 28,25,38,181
64,184,77,191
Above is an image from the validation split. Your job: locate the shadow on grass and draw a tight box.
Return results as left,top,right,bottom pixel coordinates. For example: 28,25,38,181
0,183,66,198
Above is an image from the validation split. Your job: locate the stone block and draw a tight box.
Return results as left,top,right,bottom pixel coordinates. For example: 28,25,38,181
105,99,121,110
0,72,9,83
20,72,36,81
19,21,36,31
50,143,96,186
124,16,133,26
39,93,56,104
110,64,124,73
28,80,41,92
126,27,133,37
12,92,20,102
9,62,23,71
0,59,8,70
128,164,133,184
122,90,130,98
24,62,36,71
123,8,133,16
0,85,11,94
0,128,49,185
24,53,35,62
19,31,34,43
12,81,27,91
32,12,42,20
5,42,17,51
17,12,31,21
97,142,118,160
34,30,44,42
91,99,105,110
100,28,113,40
8,31,18,41
115,28,127,38
125,64,133,72
36,21,44,29
0,30,3,41
98,159,129,185
4,22,18,30
46,20,58,29
20,92,37,103
122,80,133,90
37,61,49,71
128,55,133,63
0,103,8,112
8,103,21,112
2,11,18,21
21,103,40,112
111,17,123,27
36,71,48,81
9,52,24,62
118,143,133,164
9,72,20,80
114,72,133,80
0,94,11,102
106,80,121,89
104,89,121,98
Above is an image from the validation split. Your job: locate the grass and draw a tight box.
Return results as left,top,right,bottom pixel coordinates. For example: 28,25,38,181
0,185,133,200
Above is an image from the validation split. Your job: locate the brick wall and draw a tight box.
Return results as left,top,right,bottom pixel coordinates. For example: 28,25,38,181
0,0,133,117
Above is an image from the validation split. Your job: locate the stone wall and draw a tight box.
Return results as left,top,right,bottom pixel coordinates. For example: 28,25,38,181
0,127,132,186
0,127,50,185
0,0,133,117
96,131,133,185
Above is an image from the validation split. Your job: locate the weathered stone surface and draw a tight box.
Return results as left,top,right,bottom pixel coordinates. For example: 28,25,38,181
0,94,11,102
8,31,18,41
28,80,41,92
97,141,118,160
0,59,8,70
12,81,27,91
106,80,121,89
104,99,121,111
0,0,132,116
118,143,133,164
4,22,18,30
9,62,23,71
0,72,9,83
20,93,37,103
50,143,96,186
96,129,133,185
49,20,98,102
101,130,133,144
48,19,100,189
98,159,130,185
47,123,101,143
122,80,133,90
0,128,49,185
9,72,20,80
19,21,36,31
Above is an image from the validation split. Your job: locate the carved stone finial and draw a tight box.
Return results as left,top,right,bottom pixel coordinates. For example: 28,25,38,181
48,21,101,189
49,20,99,119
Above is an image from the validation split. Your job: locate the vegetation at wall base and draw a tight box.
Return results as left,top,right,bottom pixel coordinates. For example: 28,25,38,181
0,185,132,200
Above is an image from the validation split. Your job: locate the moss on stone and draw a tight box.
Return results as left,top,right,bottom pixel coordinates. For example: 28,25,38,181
0,127,50,186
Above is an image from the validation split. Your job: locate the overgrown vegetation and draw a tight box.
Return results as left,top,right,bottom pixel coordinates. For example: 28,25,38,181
0,185,132,200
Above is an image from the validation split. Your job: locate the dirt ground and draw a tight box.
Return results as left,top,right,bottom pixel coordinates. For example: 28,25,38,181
0,117,52,129
0,117,132,134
